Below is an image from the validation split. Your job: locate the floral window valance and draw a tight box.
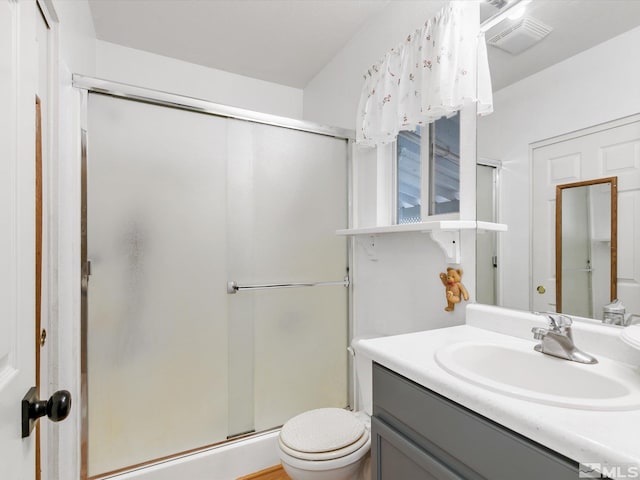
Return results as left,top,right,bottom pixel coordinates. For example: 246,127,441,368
356,1,493,147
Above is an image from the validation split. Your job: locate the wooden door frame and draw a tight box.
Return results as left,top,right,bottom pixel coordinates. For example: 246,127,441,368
34,1,59,479
35,95,43,480
555,176,618,314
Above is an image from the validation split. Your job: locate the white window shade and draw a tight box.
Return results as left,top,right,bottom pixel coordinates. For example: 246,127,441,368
356,1,493,147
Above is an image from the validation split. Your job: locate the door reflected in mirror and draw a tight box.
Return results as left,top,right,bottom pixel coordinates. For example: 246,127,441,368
556,177,617,319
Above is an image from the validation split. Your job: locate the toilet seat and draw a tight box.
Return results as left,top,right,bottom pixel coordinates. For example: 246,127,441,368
279,408,369,461
279,430,369,461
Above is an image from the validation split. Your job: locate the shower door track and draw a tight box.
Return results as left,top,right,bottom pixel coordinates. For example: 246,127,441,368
87,428,280,480
73,75,355,140
75,76,355,480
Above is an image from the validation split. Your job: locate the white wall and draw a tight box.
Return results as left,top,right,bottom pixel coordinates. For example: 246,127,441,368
478,25,640,311
352,232,474,338
51,0,96,75
304,0,478,338
349,111,477,339
95,40,304,119
52,3,305,122
303,0,446,130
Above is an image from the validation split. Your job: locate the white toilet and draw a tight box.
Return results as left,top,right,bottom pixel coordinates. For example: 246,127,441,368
277,340,374,480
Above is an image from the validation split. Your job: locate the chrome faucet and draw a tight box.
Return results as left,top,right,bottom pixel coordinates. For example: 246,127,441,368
531,313,598,364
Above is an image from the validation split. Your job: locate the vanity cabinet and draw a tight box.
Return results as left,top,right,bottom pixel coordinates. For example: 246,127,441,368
371,363,588,480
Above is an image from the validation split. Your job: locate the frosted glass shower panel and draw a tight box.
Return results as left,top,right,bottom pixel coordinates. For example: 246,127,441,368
234,123,349,431
86,94,229,476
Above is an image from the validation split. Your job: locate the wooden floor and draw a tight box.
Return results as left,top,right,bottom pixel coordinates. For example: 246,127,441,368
236,464,291,480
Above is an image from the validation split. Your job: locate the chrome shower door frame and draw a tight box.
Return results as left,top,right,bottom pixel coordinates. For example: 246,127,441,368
76,76,355,479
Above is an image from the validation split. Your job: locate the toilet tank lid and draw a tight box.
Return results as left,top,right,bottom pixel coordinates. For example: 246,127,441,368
280,408,365,453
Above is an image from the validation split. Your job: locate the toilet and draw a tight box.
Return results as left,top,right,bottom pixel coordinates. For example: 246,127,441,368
277,340,374,480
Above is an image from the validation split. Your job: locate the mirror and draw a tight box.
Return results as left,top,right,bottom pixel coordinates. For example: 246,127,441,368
556,178,617,319
476,0,640,324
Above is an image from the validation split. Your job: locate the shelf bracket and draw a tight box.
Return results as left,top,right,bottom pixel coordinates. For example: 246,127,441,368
429,230,460,264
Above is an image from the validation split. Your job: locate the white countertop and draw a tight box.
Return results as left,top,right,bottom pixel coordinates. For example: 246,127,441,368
356,306,640,479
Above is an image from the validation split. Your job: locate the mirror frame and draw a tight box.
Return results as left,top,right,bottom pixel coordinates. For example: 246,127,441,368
555,176,618,314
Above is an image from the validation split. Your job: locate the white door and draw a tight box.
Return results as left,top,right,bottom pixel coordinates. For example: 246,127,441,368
1,1,38,478
532,117,640,320
532,140,573,313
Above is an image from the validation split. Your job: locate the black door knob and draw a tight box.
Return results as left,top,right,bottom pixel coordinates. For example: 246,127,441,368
22,387,72,438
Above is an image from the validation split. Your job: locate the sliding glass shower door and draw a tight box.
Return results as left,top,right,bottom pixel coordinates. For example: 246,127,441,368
85,93,348,477
226,120,348,437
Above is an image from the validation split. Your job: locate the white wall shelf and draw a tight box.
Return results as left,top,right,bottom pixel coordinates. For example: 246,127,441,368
476,221,509,233
336,221,507,264
336,220,507,236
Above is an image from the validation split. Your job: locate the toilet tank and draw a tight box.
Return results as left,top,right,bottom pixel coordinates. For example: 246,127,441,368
351,338,374,416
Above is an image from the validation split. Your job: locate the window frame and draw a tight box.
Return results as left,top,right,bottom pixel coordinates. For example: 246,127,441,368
393,115,461,224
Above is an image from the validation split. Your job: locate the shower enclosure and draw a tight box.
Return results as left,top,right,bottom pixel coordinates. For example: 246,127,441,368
79,78,351,478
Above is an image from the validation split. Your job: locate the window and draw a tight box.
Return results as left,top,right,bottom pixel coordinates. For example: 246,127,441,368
431,113,461,215
396,113,460,223
396,128,422,224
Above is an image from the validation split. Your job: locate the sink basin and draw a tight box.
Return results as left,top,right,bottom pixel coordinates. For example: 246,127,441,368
435,341,640,410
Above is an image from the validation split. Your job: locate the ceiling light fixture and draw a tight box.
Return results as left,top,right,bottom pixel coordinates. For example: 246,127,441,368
481,0,532,33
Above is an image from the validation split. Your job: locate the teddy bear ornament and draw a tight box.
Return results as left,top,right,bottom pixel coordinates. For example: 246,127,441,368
439,267,469,312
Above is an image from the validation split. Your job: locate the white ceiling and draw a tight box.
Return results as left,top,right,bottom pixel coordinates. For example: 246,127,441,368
88,0,640,91
485,0,640,91
88,0,391,89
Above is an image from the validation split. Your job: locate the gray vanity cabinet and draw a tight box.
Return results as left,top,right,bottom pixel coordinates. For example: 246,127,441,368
371,363,585,480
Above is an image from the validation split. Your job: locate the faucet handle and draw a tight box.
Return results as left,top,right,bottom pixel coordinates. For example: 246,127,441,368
531,327,546,340
547,313,572,331
533,311,572,331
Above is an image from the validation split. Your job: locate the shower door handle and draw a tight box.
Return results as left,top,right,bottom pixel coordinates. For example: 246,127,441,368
227,276,350,294
21,387,72,437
